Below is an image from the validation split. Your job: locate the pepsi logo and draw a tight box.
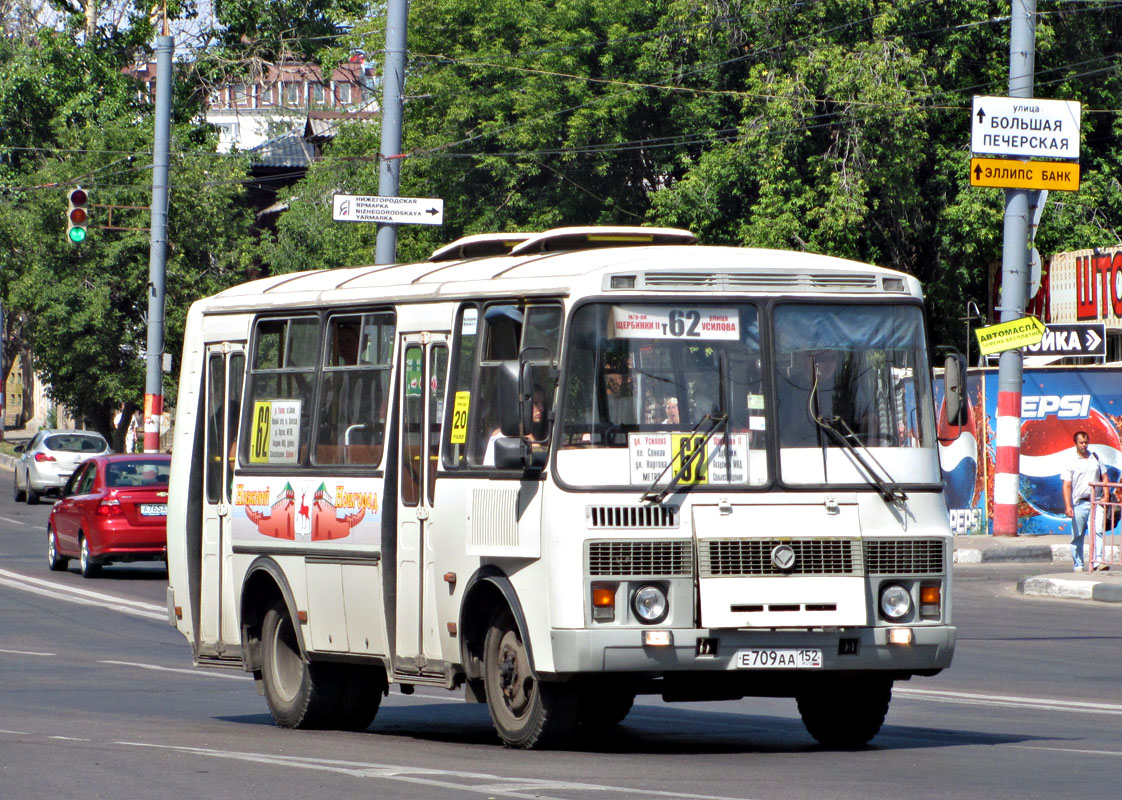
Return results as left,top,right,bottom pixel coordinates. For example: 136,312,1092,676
1019,408,1122,517
1021,394,1091,420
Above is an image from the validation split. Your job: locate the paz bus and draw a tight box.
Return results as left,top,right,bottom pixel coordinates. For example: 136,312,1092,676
165,226,958,749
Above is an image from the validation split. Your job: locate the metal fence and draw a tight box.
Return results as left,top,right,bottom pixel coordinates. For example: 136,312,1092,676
1089,481,1122,572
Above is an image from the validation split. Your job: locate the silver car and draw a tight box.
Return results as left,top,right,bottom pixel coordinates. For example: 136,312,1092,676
13,429,112,504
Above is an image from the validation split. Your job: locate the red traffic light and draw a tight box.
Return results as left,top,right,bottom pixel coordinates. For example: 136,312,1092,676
69,188,88,206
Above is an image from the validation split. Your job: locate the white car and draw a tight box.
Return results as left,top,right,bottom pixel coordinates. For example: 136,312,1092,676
13,429,111,504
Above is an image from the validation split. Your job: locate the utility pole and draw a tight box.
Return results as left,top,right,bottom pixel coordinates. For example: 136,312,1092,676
143,30,172,452
374,0,409,265
992,0,1036,536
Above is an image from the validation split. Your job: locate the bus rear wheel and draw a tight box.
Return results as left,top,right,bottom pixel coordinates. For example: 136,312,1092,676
796,676,892,748
483,609,578,749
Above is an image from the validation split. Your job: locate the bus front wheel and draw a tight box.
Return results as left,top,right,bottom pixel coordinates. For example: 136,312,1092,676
261,599,346,729
796,676,892,748
483,609,578,749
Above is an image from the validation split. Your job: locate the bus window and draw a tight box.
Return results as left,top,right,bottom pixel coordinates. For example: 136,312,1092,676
442,301,562,469
558,302,767,485
314,312,394,467
246,316,319,465
772,303,935,484
443,305,479,469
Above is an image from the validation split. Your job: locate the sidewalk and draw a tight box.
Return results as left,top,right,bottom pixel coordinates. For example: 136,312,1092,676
955,533,1122,603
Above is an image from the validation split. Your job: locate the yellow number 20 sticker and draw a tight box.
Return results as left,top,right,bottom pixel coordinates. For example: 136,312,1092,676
449,391,471,444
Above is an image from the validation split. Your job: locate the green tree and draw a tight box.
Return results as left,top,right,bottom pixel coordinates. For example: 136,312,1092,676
0,26,255,443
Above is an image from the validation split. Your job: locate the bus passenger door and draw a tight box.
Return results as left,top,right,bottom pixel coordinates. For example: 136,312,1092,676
395,334,449,673
200,343,245,656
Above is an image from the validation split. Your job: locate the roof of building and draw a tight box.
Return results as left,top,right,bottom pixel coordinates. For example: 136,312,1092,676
250,130,316,169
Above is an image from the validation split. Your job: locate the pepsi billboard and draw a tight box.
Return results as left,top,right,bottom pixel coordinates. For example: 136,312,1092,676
935,367,1122,535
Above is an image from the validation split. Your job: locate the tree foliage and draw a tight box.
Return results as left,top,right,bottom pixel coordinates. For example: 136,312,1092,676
0,24,254,441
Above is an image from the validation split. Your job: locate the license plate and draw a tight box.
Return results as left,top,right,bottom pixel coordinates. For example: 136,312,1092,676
140,504,167,517
736,648,822,669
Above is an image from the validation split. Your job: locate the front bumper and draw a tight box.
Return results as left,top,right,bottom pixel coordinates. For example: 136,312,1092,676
549,624,956,676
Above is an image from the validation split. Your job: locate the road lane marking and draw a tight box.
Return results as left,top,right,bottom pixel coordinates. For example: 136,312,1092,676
0,515,31,526
115,741,757,800
1011,744,1122,758
99,659,251,681
895,687,1122,715
0,647,55,656
0,568,166,621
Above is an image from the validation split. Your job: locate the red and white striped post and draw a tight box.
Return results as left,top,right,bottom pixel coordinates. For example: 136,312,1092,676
992,0,1037,536
993,387,1022,535
143,392,163,453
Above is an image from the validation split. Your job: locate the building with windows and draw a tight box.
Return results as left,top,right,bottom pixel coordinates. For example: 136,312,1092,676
130,57,378,152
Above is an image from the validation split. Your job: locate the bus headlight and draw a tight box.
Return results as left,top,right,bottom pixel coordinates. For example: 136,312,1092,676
631,585,668,624
879,584,912,621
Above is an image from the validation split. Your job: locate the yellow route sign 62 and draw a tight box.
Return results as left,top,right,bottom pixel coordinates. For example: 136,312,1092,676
970,157,1080,191
975,316,1045,356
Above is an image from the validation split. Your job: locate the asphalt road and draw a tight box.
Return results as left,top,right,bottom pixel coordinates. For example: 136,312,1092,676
2,490,1121,800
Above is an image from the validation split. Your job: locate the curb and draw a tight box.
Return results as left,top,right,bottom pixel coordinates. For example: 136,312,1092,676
953,544,1070,565
1018,575,1122,603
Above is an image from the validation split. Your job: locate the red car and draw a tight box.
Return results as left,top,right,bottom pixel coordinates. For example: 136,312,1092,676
47,454,172,578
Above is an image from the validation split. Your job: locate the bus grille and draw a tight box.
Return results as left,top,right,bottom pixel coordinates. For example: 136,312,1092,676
699,538,861,577
587,505,678,529
588,540,693,577
864,538,945,574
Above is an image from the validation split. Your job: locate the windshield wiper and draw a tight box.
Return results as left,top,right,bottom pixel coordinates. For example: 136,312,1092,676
641,413,729,505
808,374,907,506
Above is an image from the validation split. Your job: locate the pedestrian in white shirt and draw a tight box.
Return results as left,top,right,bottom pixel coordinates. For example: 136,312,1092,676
1062,430,1105,572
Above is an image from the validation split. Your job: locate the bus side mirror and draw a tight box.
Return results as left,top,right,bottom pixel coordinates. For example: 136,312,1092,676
497,360,521,437
943,352,968,427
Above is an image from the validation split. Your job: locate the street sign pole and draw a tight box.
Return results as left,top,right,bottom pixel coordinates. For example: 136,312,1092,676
374,0,409,265
993,0,1037,536
143,32,172,454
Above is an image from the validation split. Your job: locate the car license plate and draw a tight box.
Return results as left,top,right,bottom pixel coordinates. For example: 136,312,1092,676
736,648,822,669
140,504,168,517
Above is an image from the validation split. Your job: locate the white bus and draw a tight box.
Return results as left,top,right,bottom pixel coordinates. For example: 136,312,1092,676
166,226,958,749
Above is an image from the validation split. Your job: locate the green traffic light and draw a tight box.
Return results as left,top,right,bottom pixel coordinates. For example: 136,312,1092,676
68,226,87,243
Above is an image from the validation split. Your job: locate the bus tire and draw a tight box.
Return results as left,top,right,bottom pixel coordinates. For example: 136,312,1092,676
577,684,635,727
330,664,386,732
260,599,339,729
796,676,892,748
483,609,578,749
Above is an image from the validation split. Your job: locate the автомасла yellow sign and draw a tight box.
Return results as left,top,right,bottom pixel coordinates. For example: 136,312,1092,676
974,316,1045,356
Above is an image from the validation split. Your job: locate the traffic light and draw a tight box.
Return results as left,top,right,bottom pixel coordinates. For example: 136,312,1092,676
67,187,89,243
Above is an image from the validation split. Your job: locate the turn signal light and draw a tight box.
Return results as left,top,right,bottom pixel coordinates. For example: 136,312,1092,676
920,584,941,618
591,583,617,622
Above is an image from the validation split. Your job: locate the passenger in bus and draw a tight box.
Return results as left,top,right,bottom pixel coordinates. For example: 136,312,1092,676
483,387,547,466
661,397,680,425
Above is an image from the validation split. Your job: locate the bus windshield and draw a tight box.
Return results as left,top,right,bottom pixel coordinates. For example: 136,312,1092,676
558,302,769,487
772,303,937,486
556,300,939,490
